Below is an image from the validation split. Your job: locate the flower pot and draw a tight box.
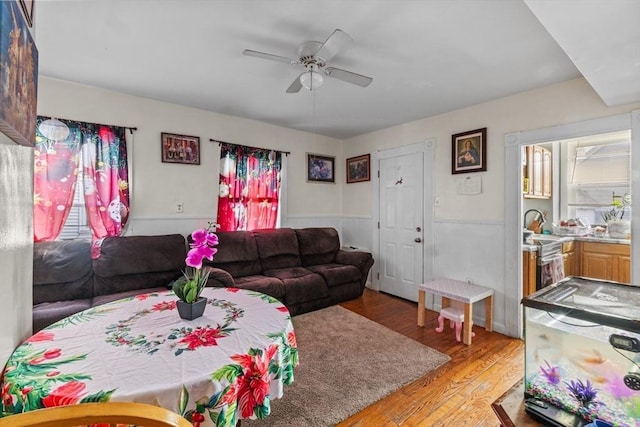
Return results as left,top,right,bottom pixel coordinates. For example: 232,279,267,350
607,220,630,239
176,297,207,320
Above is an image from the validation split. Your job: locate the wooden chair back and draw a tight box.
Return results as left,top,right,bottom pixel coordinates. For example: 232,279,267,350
0,402,192,427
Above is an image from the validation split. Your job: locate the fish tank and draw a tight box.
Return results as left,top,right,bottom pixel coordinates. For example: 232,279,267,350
523,277,640,427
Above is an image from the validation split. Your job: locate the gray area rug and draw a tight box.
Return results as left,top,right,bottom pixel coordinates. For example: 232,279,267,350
245,305,450,426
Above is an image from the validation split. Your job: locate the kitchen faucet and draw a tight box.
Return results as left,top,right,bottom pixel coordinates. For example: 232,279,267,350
524,209,546,232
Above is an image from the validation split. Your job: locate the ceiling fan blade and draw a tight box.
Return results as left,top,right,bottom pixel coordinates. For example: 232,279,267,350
286,74,304,93
324,67,373,87
243,49,295,65
313,29,352,62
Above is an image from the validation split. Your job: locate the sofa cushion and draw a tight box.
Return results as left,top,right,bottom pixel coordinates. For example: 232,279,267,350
33,299,92,332
204,231,262,277
33,240,93,304
306,264,362,288
295,227,340,266
254,228,301,269
263,267,329,305
233,275,285,299
93,234,186,296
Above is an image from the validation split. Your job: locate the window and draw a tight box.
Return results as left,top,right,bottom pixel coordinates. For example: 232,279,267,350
217,143,285,231
34,117,130,242
566,130,631,226
58,159,92,240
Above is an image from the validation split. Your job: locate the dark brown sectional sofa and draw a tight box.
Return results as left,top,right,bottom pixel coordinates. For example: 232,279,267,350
32,234,187,332
32,227,374,331
202,227,374,315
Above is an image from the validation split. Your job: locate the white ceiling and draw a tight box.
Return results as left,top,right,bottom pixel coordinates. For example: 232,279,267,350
34,0,639,139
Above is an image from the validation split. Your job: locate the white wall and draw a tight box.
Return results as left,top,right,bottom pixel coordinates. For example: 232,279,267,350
343,77,640,336
0,136,33,367
5,76,639,367
37,77,344,235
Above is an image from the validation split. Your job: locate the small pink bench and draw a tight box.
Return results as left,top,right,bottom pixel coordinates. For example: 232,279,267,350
435,306,475,342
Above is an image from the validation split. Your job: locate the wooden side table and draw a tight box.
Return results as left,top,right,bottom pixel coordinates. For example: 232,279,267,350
417,278,494,345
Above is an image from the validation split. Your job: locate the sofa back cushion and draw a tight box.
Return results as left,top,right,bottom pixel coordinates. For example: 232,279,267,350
253,228,301,269
202,230,262,277
295,227,340,266
93,234,186,296
33,240,93,304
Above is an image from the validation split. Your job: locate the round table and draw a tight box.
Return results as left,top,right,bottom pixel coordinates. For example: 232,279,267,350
1,287,298,426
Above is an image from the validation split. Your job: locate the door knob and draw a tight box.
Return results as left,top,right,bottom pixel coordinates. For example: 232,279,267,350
415,238,422,243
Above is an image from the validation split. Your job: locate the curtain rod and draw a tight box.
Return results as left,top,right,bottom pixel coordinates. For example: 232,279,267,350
210,138,290,156
39,115,137,134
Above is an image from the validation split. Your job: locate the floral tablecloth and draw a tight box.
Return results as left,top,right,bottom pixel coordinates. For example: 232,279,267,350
1,288,298,427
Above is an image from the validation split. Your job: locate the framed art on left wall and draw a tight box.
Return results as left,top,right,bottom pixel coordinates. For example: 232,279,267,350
307,153,335,183
0,1,38,147
161,133,200,165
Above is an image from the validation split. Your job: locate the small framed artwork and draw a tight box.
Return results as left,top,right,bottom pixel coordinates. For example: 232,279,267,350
0,0,38,147
307,153,335,183
346,154,370,183
452,127,487,174
161,132,200,165
18,0,34,27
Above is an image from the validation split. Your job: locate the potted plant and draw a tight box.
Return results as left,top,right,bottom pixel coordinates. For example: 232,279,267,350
602,192,631,239
173,226,219,320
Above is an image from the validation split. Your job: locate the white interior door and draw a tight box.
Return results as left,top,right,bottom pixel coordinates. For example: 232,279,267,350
378,151,424,301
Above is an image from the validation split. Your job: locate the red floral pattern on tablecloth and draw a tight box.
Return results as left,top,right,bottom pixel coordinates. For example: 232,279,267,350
0,288,296,427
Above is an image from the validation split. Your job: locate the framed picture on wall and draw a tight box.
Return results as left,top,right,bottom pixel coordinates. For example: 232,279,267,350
307,153,335,183
346,154,370,183
18,0,34,27
161,132,200,165
0,0,38,147
452,127,487,174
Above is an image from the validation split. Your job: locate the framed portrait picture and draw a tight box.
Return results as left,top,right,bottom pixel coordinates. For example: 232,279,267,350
307,153,335,183
0,0,38,147
161,132,200,165
452,127,487,174
346,154,370,183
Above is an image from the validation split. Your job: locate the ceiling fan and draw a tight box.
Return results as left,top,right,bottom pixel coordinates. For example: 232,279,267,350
243,29,373,93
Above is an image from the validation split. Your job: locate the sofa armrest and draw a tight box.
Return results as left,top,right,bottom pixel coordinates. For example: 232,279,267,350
203,267,235,288
336,250,374,274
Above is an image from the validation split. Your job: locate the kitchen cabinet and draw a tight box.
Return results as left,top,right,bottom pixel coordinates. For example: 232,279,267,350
522,250,537,297
562,240,575,277
542,149,552,198
523,146,551,199
580,241,630,284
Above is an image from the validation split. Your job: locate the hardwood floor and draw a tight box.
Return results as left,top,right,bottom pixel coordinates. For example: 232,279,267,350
336,288,525,427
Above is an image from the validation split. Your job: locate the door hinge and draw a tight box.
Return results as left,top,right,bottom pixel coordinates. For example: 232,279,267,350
377,272,380,280
377,170,380,178
377,221,380,229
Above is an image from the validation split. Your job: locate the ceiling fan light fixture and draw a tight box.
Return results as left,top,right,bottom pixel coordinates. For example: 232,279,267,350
300,70,324,91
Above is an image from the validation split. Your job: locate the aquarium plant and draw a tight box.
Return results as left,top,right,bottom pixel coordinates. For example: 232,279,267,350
565,379,598,407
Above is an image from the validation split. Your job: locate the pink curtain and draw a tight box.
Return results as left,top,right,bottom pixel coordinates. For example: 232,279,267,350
83,125,130,241
34,117,130,246
33,132,82,241
217,144,281,231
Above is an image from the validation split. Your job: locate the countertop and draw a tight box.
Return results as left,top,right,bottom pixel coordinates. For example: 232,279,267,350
522,235,630,252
